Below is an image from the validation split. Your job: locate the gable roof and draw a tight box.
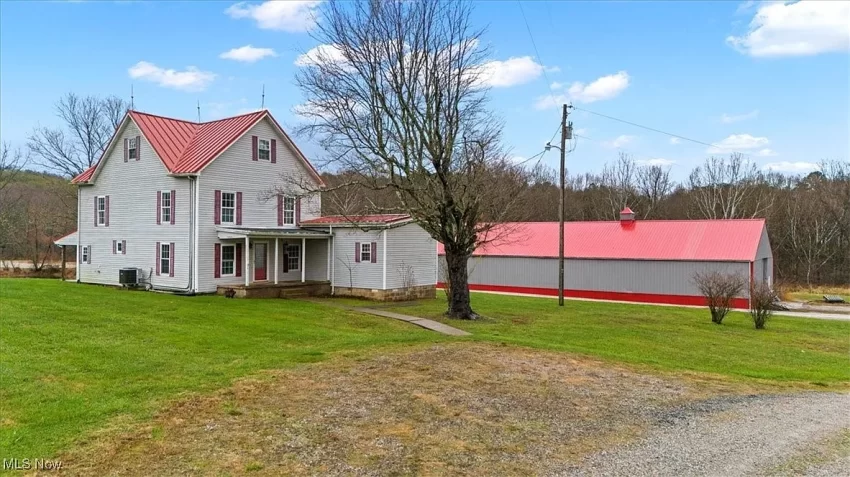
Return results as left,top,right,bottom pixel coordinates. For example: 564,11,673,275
72,109,323,185
437,219,766,262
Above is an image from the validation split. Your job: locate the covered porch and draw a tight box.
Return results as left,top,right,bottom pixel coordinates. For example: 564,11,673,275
216,227,331,295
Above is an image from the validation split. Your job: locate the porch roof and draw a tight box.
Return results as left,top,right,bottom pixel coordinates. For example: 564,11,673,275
216,226,330,240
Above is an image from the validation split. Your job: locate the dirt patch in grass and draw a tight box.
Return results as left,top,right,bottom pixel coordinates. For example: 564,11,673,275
57,343,786,476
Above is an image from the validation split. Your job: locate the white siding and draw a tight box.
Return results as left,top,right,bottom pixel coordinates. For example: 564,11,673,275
196,117,322,292
754,226,773,285
77,120,192,289
304,238,329,281
331,228,384,290
385,223,437,288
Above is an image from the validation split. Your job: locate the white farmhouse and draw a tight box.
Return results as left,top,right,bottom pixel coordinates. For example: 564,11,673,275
66,109,436,300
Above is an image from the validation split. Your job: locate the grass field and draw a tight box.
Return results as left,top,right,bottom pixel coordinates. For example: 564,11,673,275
0,279,442,460
2,279,848,464
375,293,850,384
785,285,850,303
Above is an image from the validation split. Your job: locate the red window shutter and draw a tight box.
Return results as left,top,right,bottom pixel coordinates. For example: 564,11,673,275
214,190,221,225
270,139,277,163
236,192,243,225
169,242,175,277
122,240,126,255
214,244,221,278
105,196,110,226
170,189,176,225
277,195,283,226
295,197,301,226
156,191,162,225
235,243,243,277
136,135,141,161
251,136,258,161
113,240,117,254
355,242,361,263
155,242,161,276
93,197,98,227
123,138,128,162
371,242,377,263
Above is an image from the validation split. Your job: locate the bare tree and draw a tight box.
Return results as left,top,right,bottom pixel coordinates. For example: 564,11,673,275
693,271,747,324
27,93,129,177
749,281,774,329
636,164,673,219
786,187,841,288
0,143,28,195
688,153,772,219
287,0,537,318
598,153,639,219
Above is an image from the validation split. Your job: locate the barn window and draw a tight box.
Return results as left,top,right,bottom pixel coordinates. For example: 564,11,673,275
360,242,372,263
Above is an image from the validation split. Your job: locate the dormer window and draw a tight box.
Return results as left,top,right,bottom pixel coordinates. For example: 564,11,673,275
128,138,138,160
258,139,270,160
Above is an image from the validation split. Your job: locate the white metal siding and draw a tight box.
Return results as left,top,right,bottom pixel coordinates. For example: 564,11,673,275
304,239,329,281
196,117,322,293
331,228,384,290
385,223,437,288
77,120,191,288
753,227,773,285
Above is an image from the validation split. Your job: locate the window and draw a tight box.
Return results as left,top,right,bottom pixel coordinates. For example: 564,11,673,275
283,197,295,225
221,244,235,276
160,243,171,275
160,191,172,224
128,138,137,160
360,242,372,263
96,196,106,225
116,241,123,254
258,139,270,160
82,246,89,263
220,192,236,224
286,244,300,271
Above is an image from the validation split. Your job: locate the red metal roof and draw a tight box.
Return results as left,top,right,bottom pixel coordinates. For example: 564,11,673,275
301,214,411,226
72,110,323,184
437,219,766,262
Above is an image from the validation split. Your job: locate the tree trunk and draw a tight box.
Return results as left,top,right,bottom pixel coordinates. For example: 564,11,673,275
444,248,477,319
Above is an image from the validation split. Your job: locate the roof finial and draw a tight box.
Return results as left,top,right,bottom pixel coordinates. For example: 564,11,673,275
261,83,265,110
197,100,201,123
130,84,134,110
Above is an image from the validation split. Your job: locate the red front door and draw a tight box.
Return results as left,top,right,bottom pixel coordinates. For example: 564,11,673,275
254,242,267,281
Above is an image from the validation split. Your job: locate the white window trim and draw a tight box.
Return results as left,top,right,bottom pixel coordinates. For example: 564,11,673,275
283,196,295,225
160,190,172,224
82,246,89,263
221,244,236,277
160,243,171,275
96,196,106,225
116,241,123,254
128,137,137,159
360,242,372,263
258,139,270,160
286,244,300,271
220,191,236,225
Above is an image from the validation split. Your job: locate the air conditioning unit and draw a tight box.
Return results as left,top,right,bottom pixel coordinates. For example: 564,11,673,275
119,267,140,286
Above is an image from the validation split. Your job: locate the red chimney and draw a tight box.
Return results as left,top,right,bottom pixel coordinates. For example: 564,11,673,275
620,207,635,224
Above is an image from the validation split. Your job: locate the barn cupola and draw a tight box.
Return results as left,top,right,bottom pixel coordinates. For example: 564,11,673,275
620,207,635,224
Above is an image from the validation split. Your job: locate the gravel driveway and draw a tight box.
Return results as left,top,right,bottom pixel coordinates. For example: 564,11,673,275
560,392,850,477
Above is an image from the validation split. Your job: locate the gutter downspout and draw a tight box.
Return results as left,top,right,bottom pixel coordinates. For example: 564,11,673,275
76,186,81,282
382,228,387,290
193,174,200,293
151,176,195,295
330,225,334,295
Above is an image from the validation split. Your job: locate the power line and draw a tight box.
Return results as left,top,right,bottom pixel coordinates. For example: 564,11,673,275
517,1,559,108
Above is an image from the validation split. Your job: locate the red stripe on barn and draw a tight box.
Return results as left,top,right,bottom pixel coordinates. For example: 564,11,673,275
436,282,750,309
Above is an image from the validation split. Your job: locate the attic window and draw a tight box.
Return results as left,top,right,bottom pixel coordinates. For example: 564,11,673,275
128,138,137,160
258,139,270,160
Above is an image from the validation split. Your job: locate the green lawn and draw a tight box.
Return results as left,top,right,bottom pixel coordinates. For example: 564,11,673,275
0,279,442,460
376,293,850,384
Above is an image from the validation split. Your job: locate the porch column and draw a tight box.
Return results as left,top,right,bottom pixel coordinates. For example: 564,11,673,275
274,238,279,285
244,236,250,287
60,246,66,281
301,237,306,282
326,236,331,281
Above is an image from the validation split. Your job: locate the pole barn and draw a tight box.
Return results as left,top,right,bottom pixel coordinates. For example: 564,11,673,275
438,209,772,308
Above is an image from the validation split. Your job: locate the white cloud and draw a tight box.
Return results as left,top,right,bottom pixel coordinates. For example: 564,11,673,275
225,1,320,32
637,158,676,167
603,135,636,149
535,71,630,109
727,1,850,57
756,148,777,157
128,61,215,92
762,161,819,173
219,45,277,63
477,56,545,88
707,133,769,153
669,137,681,145
721,109,759,123
294,43,346,67
550,81,564,90
573,128,588,137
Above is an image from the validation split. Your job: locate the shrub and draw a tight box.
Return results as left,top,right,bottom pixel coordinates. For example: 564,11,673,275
749,281,774,329
693,271,747,324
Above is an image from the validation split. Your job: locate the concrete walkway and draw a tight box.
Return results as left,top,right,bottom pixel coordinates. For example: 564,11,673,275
350,307,471,336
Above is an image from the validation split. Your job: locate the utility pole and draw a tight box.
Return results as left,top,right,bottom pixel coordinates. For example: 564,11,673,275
558,104,571,306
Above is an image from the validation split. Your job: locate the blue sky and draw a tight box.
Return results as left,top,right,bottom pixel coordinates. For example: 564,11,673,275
1,1,847,179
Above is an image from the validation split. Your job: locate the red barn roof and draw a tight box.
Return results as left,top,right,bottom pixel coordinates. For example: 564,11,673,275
437,220,766,262
72,110,323,184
